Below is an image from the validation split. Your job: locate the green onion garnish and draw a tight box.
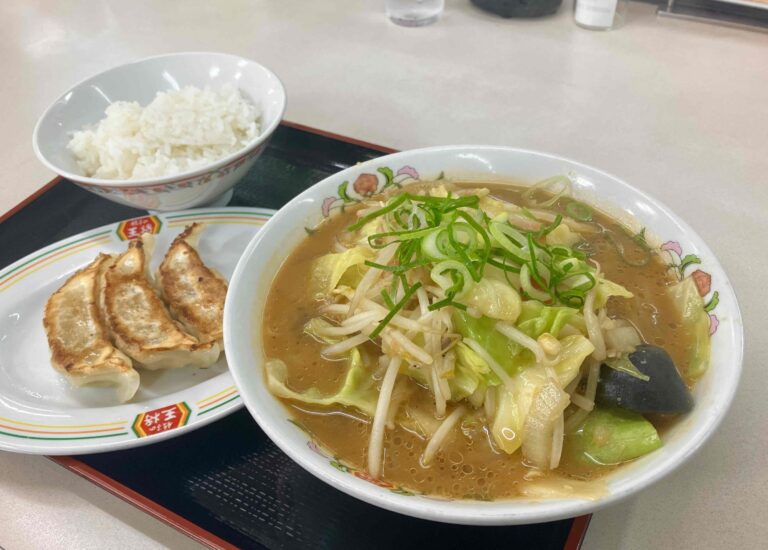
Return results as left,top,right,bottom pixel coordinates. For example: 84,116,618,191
565,201,593,222
537,214,563,238
370,282,423,338
364,260,427,273
348,193,409,232
380,289,395,309
347,189,597,321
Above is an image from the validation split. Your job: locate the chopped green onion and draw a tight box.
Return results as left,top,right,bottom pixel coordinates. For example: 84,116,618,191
430,260,472,294
367,226,438,246
364,260,428,273
565,201,593,222
408,194,480,210
522,176,572,208
487,256,522,273
489,222,528,263
421,230,450,261
348,194,409,231
447,226,480,282
520,264,550,302
428,297,467,311
605,231,651,267
347,184,598,311
537,214,563,237
526,233,543,284
370,282,423,338
380,289,395,309
457,210,491,277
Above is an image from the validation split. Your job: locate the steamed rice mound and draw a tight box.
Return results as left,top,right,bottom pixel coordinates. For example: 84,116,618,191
68,85,261,179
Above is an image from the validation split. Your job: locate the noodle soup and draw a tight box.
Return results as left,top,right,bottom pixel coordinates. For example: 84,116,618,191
261,180,709,500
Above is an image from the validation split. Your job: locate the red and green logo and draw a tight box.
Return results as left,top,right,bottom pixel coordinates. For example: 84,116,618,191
132,402,190,438
116,215,162,241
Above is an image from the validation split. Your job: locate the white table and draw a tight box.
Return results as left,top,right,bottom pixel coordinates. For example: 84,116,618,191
1,1,766,548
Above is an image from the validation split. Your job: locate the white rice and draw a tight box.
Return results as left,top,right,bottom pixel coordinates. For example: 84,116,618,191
67,85,261,179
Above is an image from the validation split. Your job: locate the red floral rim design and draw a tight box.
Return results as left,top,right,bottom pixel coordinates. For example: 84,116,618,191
76,144,266,195
319,165,421,219
661,241,720,334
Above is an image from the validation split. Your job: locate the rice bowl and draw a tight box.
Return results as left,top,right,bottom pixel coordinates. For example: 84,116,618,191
33,52,286,211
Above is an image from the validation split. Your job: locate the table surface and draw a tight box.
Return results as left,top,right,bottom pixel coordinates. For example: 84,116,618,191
1,1,766,549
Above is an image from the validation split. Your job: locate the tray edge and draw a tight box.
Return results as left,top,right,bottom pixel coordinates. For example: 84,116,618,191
50,456,238,550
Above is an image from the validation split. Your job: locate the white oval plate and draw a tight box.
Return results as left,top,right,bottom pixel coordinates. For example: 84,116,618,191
225,146,743,525
0,206,274,454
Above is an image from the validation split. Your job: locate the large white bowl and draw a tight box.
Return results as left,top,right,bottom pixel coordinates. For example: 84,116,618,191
33,52,286,211
224,146,743,525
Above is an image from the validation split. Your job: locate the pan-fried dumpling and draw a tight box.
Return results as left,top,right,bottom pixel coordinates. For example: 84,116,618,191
101,235,220,370
158,223,227,345
43,254,140,403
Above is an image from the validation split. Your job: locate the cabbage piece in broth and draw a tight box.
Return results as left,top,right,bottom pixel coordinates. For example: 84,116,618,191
492,335,594,454
309,247,374,298
265,349,378,417
668,277,711,380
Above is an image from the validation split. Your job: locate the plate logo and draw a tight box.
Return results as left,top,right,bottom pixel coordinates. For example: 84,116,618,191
132,402,190,438
116,215,162,241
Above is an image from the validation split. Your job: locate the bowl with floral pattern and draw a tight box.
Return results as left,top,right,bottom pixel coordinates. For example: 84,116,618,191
33,52,286,211
224,146,743,524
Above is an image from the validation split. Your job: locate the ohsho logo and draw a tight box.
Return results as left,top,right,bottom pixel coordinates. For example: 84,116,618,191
116,215,162,241
132,402,191,438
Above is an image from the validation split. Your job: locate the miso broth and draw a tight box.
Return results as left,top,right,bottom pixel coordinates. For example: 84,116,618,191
261,182,699,500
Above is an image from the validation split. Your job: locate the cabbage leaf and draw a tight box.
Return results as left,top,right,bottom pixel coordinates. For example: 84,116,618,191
450,343,497,400
594,278,634,309
309,247,375,298
668,277,710,379
454,301,586,378
478,195,509,218
516,301,584,339
545,224,582,247
491,335,594,454
453,312,524,376
461,278,521,322
265,349,378,417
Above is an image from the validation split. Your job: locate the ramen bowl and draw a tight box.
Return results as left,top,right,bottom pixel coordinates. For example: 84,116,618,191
33,52,286,211
224,146,742,524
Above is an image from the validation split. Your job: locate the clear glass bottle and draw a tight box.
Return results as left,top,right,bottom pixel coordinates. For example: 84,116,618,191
573,0,628,30
386,0,445,27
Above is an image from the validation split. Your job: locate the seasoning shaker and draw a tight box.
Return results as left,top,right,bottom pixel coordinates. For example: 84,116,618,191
573,0,628,30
